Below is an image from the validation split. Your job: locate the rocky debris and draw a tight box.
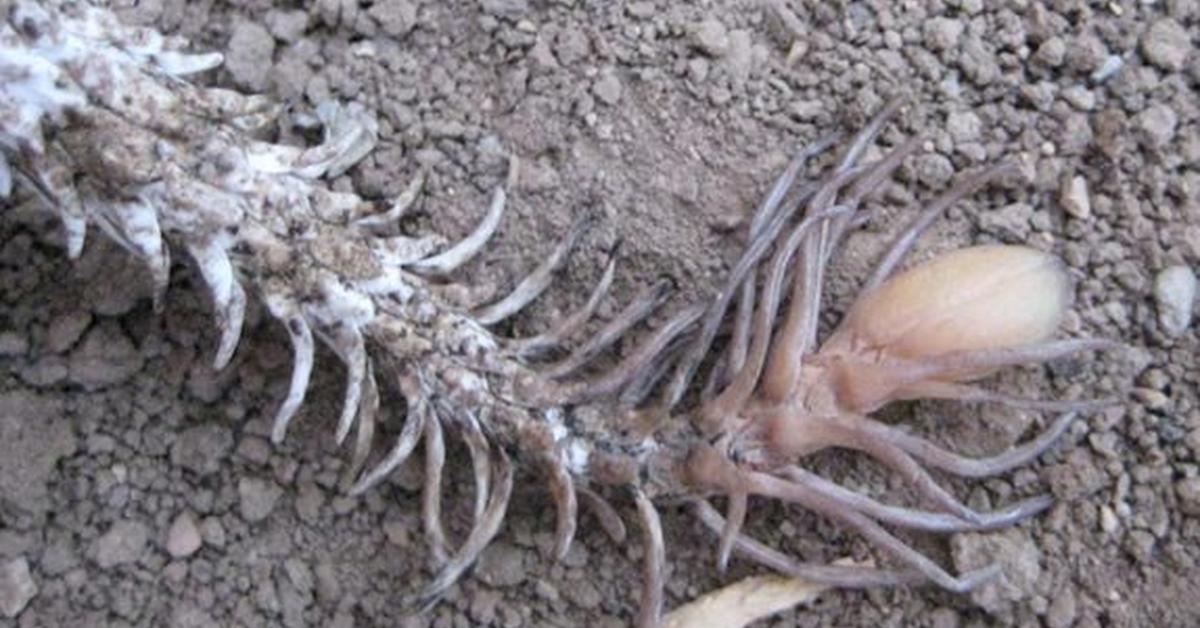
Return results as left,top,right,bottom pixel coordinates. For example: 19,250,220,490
67,321,144,390
951,528,1042,614
239,477,283,522
265,9,309,43
225,22,275,91
1155,265,1196,337
1136,104,1179,150
92,520,150,569
45,311,92,354
170,424,233,476
0,332,27,357
593,70,623,106
166,512,203,559
1141,19,1192,72
924,17,964,52
0,392,76,517
369,0,418,38
1045,587,1077,628
689,18,730,57
476,542,527,587
1175,477,1200,516
0,557,36,618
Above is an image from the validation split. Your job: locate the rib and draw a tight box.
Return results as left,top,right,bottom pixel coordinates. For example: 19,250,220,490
474,214,595,325
760,156,888,401
408,187,506,276
186,238,246,370
508,247,618,357
699,200,854,430
422,412,449,567
349,397,428,495
418,446,514,610
568,304,704,403
344,362,380,487
779,466,1054,532
543,277,674,379
88,195,171,309
846,412,1081,479
324,325,367,446
744,470,1001,592
580,487,627,544
634,488,665,628
265,298,315,445
460,411,492,526
801,417,984,523
546,455,579,561
619,332,692,408
864,163,1014,291
352,170,425,229
716,491,747,573
833,96,906,173
662,195,800,410
693,500,924,588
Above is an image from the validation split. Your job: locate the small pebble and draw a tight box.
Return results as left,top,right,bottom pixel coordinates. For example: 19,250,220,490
1177,477,1200,516
92,520,150,569
1154,265,1196,336
166,512,203,559
1060,175,1091,219
239,477,283,522
689,18,729,57
0,557,36,618
1141,19,1191,72
592,71,623,106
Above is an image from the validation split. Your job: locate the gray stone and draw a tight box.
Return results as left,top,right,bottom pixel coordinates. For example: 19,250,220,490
1176,477,1200,515
689,18,729,57
369,0,417,37
480,0,528,19
1155,265,1196,337
592,71,622,106
1141,19,1192,72
946,110,981,143
476,542,526,587
0,392,76,517
45,310,91,354
1046,587,1077,628
170,603,219,628
67,321,144,390
171,424,233,476
92,520,150,569
951,528,1041,613
0,557,36,618
226,22,276,91
265,10,309,43
924,17,963,52
1136,104,1179,149
1032,36,1066,67
166,512,203,558
0,332,27,357
239,477,283,522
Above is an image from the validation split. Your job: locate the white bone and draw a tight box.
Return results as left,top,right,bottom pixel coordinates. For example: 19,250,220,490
264,295,315,445
187,238,246,369
408,187,506,275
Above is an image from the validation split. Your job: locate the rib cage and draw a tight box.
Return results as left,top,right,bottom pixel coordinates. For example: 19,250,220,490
0,3,1117,625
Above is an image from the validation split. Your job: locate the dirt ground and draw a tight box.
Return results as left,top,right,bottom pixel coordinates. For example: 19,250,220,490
2,0,1200,626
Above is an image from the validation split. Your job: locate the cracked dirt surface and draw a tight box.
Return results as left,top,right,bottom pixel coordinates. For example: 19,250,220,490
2,1,1199,626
